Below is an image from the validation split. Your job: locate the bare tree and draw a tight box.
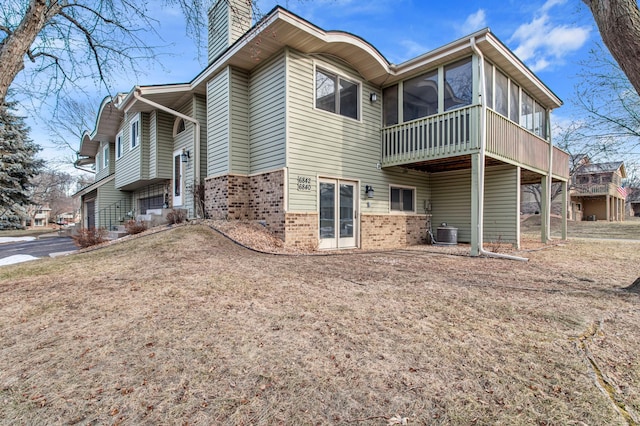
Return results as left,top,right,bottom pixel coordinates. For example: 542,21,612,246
574,43,640,156
26,167,78,224
0,1,271,107
582,0,640,96
45,96,99,167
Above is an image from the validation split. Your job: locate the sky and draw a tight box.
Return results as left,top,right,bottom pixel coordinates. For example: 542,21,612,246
15,0,625,176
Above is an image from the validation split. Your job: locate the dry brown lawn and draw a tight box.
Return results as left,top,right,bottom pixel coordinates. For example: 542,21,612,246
1,222,639,425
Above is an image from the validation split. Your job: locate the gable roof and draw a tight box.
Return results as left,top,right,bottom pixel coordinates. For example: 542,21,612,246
575,161,626,178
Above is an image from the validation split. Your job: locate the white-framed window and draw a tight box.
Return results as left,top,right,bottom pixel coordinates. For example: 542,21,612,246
96,152,101,172
102,145,109,169
130,114,140,150
315,66,360,120
390,185,416,213
116,131,123,159
173,117,186,136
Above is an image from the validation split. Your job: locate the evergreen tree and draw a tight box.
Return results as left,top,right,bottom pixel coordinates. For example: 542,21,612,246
0,102,43,229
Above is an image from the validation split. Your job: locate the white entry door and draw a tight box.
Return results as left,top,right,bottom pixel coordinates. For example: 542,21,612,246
319,179,357,249
173,149,184,207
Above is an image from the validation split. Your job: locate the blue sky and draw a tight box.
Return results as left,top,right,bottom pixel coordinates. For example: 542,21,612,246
25,0,602,170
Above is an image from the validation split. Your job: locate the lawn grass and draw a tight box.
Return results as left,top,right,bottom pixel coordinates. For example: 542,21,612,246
0,224,639,425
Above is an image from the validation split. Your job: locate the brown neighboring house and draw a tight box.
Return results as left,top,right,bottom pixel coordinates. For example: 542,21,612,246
628,188,640,217
570,161,627,221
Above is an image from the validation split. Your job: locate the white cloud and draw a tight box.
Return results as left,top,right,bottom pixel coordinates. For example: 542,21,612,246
395,39,432,63
462,9,487,33
510,2,589,72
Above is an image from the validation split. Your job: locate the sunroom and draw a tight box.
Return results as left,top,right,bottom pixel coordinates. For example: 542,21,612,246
380,30,569,253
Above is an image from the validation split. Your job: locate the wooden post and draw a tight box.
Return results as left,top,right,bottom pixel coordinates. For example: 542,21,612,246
561,180,568,240
471,153,480,256
541,175,549,243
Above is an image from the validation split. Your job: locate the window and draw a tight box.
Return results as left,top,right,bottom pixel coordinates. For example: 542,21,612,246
509,81,520,123
495,71,509,117
533,101,546,138
444,58,472,111
130,115,140,149
103,145,109,169
390,186,415,212
315,68,359,119
116,132,123,159
174,117,186,136
483,60,494,108
96,153,100,172
404,70,438,122
520,92,534,132
383,85,398,126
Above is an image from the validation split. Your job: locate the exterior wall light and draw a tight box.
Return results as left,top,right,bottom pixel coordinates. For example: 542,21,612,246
181,149,190,163
369,92,378,103
365,185,375,198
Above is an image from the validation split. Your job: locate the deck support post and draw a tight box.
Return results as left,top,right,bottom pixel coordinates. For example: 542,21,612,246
561,180,568,240
471,152,481,256
541,175,550,243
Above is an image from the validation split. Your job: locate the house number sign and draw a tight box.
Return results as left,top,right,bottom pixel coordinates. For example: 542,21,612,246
296,176,312,191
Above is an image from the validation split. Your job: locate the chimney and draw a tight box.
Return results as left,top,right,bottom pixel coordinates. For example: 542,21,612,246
208,0,252,63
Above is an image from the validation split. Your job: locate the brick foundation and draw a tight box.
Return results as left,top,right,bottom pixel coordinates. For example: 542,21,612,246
204,170,285,237
205,173,428,250
284,212,318,249
360,214,428,250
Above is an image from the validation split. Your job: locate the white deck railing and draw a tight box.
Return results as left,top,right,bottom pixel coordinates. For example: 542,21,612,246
381,105,569,179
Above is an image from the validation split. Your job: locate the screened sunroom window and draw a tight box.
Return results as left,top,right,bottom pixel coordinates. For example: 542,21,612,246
495,71,509,117
315,68,359,120
403,70,438,122
444,58,472,111
383,85,398,126
509,81,520,123
484,60,494,108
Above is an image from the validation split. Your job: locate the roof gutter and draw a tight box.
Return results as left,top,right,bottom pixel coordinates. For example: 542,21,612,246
131,89,202,192
470,36,528,262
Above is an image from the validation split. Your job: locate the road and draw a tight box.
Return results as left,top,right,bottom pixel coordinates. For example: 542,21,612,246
0,236,77,262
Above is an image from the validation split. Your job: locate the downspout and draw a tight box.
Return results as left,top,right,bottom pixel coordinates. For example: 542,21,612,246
546,109,553,242
132,90,202,216
470,37,528,262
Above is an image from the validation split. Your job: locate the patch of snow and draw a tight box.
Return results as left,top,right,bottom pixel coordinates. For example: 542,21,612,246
0,236,36,244
0,254,39,266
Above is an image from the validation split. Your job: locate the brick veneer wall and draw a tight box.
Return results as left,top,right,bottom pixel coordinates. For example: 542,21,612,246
249,170,285,238
204,170,285,237
360,214,428,250
284,212,318,249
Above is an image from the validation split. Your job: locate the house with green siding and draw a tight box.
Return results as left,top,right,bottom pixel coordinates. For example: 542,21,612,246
74,0,569,255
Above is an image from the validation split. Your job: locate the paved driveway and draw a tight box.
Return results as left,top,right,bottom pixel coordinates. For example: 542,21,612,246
0,236,77,266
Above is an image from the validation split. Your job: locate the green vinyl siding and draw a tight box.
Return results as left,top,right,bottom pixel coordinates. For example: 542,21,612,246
230,68,249,175
286,49,429,213
151,110,174,180
115,113,141,188
96,179,130,229
430,165,518,244
483,165,518,243
95,141,114,181
207,1,229,63
207,69,230,176
194,94,208,179
140,112,150,180
430,169,473,243
249,53,286,173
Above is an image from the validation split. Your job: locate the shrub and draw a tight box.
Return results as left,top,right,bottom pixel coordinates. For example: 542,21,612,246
166,209,187,224
72,227,108,248
124,219,147,235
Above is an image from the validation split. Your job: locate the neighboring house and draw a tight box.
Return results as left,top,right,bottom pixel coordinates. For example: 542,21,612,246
32,206,51,227
74,1,569,255
570,161,627,221
625,187,640,217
